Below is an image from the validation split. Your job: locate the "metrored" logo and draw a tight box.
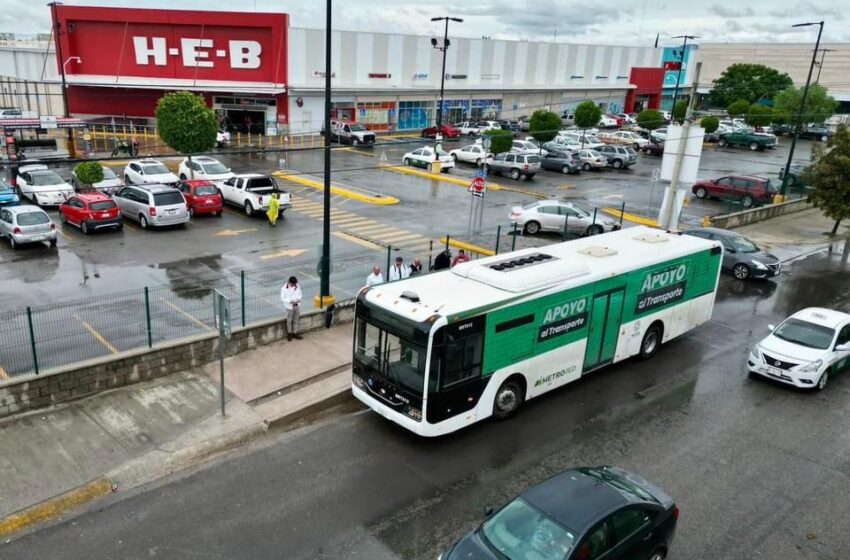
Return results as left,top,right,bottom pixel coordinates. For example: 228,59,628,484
132,37,262,69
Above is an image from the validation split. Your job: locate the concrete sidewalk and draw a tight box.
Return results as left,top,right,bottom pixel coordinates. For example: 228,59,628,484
734,207,850,261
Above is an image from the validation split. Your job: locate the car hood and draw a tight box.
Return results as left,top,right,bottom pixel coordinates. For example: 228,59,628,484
95,178,124,189
445,531,500,560
201,172,235,181
23,183,73,192
0,190,17,200
143,172,179,182
746,251,779,265
758,334,826,364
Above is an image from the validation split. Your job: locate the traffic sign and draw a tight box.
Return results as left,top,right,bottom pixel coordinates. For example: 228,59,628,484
482,136,492,149
468,175,486,197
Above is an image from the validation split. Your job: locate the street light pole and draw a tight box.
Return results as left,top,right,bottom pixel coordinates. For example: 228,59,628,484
780,21,824,199
670,35,698,115
815,48,834,83
431,16,463,134
318,0,334,308
49,1,76,158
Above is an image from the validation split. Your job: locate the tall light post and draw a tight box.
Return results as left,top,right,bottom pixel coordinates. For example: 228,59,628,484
318,0,334,308
49,1,76,158
815,48,834,83
669,35,699,115
430,16,463,136
780,20,824,199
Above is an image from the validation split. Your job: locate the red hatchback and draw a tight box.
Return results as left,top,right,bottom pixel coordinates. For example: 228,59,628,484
59,192,122,234
421,124,460,139
177,180,223,216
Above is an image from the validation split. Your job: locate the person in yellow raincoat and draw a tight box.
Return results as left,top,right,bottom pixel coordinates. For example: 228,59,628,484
267,193,281,227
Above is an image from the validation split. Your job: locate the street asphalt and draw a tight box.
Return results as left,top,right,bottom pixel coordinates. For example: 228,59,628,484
3,246,849,559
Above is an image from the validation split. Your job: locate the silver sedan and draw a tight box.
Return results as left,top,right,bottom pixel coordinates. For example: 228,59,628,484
509,199,619,236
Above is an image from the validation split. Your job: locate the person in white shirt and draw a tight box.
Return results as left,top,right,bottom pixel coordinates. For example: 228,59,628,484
366,265,384,287
388,256,410,282
280,276,303,341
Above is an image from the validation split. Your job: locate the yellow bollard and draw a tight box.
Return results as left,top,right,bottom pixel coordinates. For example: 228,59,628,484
236,132,241,147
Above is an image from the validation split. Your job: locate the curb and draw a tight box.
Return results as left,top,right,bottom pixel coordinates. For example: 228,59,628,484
601,207,658,227
381,164,504,191
265,388,358,430
440,236,496,257
273,171,399,205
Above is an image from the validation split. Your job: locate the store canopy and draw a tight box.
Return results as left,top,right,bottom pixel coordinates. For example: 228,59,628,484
0,117,88,130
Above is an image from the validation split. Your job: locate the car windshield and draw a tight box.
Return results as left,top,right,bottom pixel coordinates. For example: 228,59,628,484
773,318,835,350
142,163,171,174
0,182,12,194
521,201,539,210
195,185,219,196
90,201,117,211
349,124,367,131
354,318,427,395
581,467,659,503
16,212,49,225
29,171,64,186
153,191,184,206
730,235,760,253
479,498,575,560
201,162,229,174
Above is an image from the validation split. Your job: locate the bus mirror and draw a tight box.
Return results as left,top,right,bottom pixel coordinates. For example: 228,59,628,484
767,324,775,331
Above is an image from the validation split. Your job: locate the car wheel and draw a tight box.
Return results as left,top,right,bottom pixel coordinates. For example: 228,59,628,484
749,141,760,151
695,187,708,199
49,239,57,248
9,236,17,249
352,137,359,146
475,158,482,167
403,158,411,167
639,323,663,360
732,263,751,280
524,221,541,235
648,550,667,560
179,174,187,180
815,369,830,392
718,138,728,147
139,215,149,229
421,130,428,138
493,379,524,420
510,168,521,180
633,143,641,150
612,159,623,169
451,154,458,162
562,165,570,174
81,221,89,235
586,224,604,236
820,135,828,142
741,195,755,208
426,163,433,172
244,201,254,216
189,207,195,217
582,162,591,171
483,164,491,173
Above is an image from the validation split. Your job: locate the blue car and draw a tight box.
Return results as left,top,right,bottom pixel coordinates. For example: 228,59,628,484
0,180,20,206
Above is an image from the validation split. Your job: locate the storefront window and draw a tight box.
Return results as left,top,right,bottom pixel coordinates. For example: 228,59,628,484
398,101,435,131
356,101,396,131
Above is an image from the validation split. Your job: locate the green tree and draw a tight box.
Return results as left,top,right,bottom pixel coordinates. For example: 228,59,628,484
483,129,513,155
73,161,104,189
803,125,850,236
672,100,688,123
773,83,838,125
727,99,750,118
155,91,218,178
636,109,664,131
700,116,720,134
709,63,793,107
574,100,602,148
744,104,773,128
528,109,561,147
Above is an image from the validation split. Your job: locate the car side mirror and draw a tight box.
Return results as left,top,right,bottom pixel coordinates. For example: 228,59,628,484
726,247,736,254
836,342,850,352
483,506,494,518
767,324,775,332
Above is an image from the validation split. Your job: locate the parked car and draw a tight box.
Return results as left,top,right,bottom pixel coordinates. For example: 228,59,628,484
691,175,777,208
329,119,376,146
484,152,541,180
598,114,619,128
799,125,833,142
545,136,582,152
717,128,777,151
441,466,679,560
123,159,179,187
560,111,576,126
0,205,57,249
402,146,454,173
219,174,291,216
15,164,74,206
616,112,636,124
748,307,850,392
177,180,223,217
641,142,664,156
113,184,189,229
540,150,582,175
576,149,608,171
511,139,547,156
498,119,520,133
421,124,460,139
177,156,235,183
650,127,668,143
510,199,618,236
562,132,604,149
0,179,20,206
59,192,123,234
454,121,483,136
601,130,650,148
477,120,502,132
517,116,531,131
72,164,124,195
772,123,794,136
684,227,780,280
596,145,637,169
449,143,491,166
778,163,811,189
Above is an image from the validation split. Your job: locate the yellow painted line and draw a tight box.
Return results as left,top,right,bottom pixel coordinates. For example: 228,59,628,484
383,164,504,191
56,229,73,241
440,236,496,257
602,208,658,227
0,366,8,380
0,478,113,538
331,217,375,227
557,184,576,190
122,220,139,232
274,171,399,205
378,232,425,244
346,224,403,236
75,314,119,354
161,299,214,332
333,231,384,251
340,147,377,157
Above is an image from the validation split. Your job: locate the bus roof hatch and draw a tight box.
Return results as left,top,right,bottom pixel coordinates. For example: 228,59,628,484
454,251,590,293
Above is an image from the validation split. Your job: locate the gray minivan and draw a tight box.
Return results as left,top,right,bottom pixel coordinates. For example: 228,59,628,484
113,184,189,229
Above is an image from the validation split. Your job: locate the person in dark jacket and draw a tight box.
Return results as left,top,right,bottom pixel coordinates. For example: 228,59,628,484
432,249,451,271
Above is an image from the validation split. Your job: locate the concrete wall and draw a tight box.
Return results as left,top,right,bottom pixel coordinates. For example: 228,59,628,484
0,307,354,420
709,198,812,229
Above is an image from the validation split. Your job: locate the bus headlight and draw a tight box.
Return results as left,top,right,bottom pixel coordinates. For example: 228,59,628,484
404,406,422,421
352,373,366,388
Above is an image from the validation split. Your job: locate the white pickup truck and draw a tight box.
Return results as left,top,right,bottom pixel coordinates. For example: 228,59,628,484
218,174,291,217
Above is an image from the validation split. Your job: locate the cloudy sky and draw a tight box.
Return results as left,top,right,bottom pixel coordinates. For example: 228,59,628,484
2,0,847,45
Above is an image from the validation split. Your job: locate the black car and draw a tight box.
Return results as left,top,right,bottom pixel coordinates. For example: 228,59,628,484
540,149,582,174
442,466,678,560
684,227,781,280
799,125,833,142
641,142,664,156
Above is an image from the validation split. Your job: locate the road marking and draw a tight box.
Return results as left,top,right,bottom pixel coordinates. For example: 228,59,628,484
213,228,258,237
0,366,8,380
75,314,119,355
379,232,425,244
332,217,376,227
601,207,658,227
602,194,624,200
333,231,384,250
56,229,73,241
122,221,139,232
346,224,403,236
161,299,214,332
340,147,377,157
259,248,308,260
557,184,576,190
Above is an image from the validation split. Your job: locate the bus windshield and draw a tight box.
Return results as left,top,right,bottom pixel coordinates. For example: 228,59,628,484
355,318,427,395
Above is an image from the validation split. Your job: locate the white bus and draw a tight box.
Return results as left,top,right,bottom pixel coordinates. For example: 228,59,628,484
352,226,723,436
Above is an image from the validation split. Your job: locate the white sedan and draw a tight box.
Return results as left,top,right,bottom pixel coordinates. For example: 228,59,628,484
402,146,454,173
511,140,548,156
124,159,179,187
604,131,650,148
16,164,74,206
449,143,490,166
748,307,850,391
598,115,619,128
178,155,235,182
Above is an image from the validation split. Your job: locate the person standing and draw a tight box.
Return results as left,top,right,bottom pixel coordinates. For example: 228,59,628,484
389,256,410,281
280,276,302,341
432,249,451,271
267,192,281,227
409,257,424,276
366,265,384,287
452,249,470,267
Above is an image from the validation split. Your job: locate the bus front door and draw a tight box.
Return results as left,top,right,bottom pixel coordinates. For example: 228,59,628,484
583,288,625,371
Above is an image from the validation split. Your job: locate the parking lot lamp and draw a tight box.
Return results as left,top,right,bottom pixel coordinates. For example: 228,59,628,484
780,21,824,199
669,35,699,113
431,17,463,138
318,0,335,308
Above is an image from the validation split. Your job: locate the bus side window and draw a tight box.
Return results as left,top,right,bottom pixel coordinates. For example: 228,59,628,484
442,332,483,388
429,328,444,394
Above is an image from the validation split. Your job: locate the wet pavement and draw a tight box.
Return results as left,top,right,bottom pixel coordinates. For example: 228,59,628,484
3,246,849,559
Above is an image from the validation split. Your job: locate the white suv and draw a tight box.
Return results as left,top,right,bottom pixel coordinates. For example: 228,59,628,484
124,159,179,187
178,156,235,183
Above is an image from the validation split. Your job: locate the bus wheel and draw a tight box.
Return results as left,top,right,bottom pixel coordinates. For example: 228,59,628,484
493,379,524,419
639,323,663,360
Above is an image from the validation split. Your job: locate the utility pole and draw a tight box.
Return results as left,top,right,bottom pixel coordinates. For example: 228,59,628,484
779,21,824,200
317,0,334,308
669,35,698,114
815,48,834,84
49,2,76,158
431,17,463,136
